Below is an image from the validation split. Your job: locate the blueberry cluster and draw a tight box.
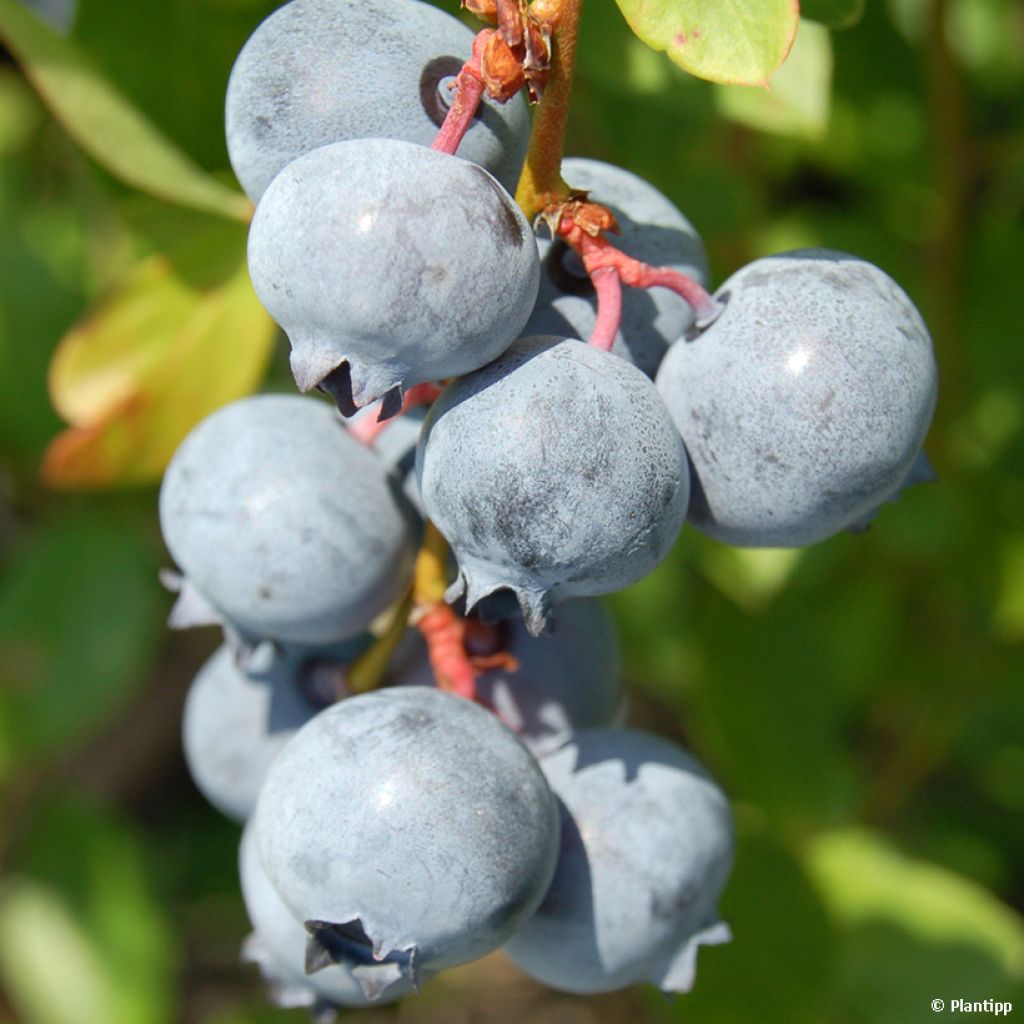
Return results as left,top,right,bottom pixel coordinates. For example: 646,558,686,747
159,0,938,1014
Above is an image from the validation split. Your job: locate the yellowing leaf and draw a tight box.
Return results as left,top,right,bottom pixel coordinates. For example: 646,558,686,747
43,242,276,488
614,0,800,87
0,0,251,221
717,19,833,140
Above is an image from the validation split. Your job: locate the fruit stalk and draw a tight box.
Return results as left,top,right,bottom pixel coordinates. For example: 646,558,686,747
514,0,582,220
560,214,723,327
588,266,622,351
412,521,479,700
431,32,489,156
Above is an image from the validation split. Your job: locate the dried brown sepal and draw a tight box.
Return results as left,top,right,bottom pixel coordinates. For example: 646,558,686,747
482,32,526,102
463,0,497,23
531,0,560,23
496,0,526,48
544,196,621,238
521,18,551,101
471,0,551,104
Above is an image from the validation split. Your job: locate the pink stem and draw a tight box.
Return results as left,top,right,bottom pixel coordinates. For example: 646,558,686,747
431,34,490,157
560,218,724,328
626,266,723,327
589,266,622,351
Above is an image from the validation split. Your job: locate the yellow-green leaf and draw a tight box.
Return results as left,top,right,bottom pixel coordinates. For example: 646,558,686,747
716,19,833,140
0,878,118,1024
614,0,800,87
807,828,1024,976
0,0,251,221
43,239,276,488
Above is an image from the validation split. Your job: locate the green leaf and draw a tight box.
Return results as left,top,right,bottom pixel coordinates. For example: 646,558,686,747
697,545,804,612
800,0,866,29
0,0,251,221
716,19,833,140
809,829,1024,972
614,0,800,86
806,829,1024,1021
42,222,276,488
0,513,164,767
688,588,859,822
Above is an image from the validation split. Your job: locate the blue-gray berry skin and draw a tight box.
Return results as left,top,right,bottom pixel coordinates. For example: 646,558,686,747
225,0,530,202
182,637,368,823
389,598,624,756
239,824,414,1010
416,336,690,635
847,448,937,533
526,158,708,378
252,687,560,985
159,394,417,646
655,250,938,547
503,728,734,994
248,139,540,413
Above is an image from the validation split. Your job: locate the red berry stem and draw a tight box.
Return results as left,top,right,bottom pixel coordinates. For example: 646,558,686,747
415,603,479,700
431,32,490,157
559,215,724,328
588,266,623,351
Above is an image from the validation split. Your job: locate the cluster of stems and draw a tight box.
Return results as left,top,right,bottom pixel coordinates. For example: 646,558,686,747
350,0,716,704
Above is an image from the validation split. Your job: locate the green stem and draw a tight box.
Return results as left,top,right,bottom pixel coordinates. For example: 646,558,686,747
514,0,583,221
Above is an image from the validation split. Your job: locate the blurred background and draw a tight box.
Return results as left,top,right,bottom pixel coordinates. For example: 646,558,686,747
0,0,1022,1021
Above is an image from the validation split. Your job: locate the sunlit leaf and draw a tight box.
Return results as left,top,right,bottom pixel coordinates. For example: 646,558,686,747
801,0,866,29
0,878,116,1024
717,19,833,140
698,545,804,612
806,829,1024,1021
614,0,800,86
42,225,276,488
0,0,251,221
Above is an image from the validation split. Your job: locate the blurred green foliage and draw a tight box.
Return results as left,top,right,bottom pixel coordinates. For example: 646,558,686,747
0,0,1021,1022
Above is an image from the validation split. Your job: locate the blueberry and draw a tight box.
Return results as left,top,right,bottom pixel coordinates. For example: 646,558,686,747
656,249,938,547
247,139,540,412
252,687,560,989
503,728,735,994
225,0,530,202
416,336,690,635
159,394,417,648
